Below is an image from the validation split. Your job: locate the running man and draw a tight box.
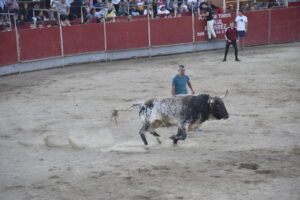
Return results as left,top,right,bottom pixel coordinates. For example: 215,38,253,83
171,65,195,96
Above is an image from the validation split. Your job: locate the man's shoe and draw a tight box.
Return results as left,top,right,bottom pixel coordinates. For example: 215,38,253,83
235,58,241,61
222,59,226,62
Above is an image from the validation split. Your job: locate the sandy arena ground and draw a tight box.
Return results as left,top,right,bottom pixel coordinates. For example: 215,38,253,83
0,42,300,200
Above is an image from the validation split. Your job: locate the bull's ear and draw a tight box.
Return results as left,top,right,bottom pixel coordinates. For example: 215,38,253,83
220,90,229,99
207,96,214,104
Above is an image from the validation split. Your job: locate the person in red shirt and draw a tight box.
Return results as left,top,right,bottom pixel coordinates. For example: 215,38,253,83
223,21,241,62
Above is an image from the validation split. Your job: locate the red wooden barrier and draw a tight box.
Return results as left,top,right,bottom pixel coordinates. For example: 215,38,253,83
19,27,61,61
106,20,148,50
0,31,18,65
1,7,300,67
63,23,105,55
151,16,193,46
244,10,269,46
270,7,300,43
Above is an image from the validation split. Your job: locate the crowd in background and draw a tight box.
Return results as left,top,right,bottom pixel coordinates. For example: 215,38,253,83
0,0,281,31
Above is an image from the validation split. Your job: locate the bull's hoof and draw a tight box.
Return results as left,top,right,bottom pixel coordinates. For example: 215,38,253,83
144,145,149,152
156,137,162,144
169,135,176,140
169,135,178,144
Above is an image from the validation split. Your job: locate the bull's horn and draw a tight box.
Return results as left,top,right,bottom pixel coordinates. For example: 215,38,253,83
220,90,229,99
207,96,214,104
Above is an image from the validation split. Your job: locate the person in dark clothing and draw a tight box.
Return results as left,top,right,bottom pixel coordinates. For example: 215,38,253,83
223,21,241,62
198,2,216,41
70,0,83,18
18,3,33,22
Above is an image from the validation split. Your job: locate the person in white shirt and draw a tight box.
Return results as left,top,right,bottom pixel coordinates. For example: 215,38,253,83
111,0,120,13
235,10,248,49
157,6,170,15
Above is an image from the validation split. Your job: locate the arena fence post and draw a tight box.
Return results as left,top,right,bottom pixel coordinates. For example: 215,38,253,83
236,0,240,13
268,9,272,44
147,5,152,58
58,14,65,67
13,15,21,65
103,17,108,62
223,0,226,12
192,5,196,53
81,6,83,23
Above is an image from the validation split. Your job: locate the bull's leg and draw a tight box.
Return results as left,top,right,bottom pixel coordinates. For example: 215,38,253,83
149,120,163,144
170,125,187,144
149,131,162,144
139,122,150,147
188,122,203,132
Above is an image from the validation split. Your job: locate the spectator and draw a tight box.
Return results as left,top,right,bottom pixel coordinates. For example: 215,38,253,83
222,21,240,62
0,0,7,12
84,7,96,22
54,0,72,25
106,7,116,21
186,0,197,11
157,5,170,15
4,3,17,24
207,0,218,9
18,3,33,22
36,11,45,22
235,9,248,49
105,0,115,11
156,0,165,12
143,4,153,16
130,1,140,16
94,0,105,8
111,0,120,13
36,20,44,28
70,0,83,18
178,1,188,13
137,0,145,15
171,65,195,96
198,2,217,41
118,0,129,16
2,22,11,31
6,0,18,10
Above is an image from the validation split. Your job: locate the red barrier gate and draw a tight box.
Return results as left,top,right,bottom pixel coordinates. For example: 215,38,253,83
151,16,193,46
270,7,300,43
106,20,148,50
1,7,300,67
19,27,61,61
63,23,105,55
244,10,269,46
0,31,18,65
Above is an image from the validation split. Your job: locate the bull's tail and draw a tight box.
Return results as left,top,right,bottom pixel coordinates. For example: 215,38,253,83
111,103,141,125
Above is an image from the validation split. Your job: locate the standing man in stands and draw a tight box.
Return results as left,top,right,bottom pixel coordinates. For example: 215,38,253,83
171,65,195,96
198,2,217,41
235,10,248,49
223,21,241,62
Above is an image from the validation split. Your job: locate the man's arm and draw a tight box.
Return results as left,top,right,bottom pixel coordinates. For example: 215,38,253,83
187,80,195,94
171,85,175,96
245,22,248,32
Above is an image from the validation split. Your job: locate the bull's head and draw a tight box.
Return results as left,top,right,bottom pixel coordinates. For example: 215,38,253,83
208,90,229,120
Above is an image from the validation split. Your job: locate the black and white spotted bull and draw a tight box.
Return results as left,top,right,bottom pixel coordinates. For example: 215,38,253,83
112,91,229,148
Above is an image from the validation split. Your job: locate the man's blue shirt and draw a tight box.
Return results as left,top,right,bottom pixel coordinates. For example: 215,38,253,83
172,75,190,95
